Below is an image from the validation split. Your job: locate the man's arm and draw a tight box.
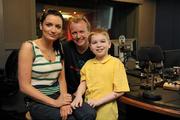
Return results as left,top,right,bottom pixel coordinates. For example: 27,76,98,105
71,81,86,109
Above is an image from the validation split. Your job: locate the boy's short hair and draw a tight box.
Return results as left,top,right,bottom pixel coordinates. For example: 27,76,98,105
88,28,110,43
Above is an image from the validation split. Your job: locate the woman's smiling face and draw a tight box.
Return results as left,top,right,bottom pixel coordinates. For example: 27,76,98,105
40,14,63,41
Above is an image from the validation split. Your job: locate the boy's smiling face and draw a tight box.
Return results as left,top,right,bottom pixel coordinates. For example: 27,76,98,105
90,33,111,60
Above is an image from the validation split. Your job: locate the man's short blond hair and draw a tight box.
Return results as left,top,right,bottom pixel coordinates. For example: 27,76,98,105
68,15,91,32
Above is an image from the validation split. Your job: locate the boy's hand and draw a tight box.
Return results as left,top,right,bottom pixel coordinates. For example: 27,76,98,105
87,99,100,108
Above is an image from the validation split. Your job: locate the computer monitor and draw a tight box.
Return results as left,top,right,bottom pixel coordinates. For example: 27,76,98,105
163,49,180,68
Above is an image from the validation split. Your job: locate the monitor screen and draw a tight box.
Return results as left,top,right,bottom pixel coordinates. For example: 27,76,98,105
163,49,180,68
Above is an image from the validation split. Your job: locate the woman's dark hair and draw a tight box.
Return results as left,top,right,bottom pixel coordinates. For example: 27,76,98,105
40,9,64,58
40,9,64,26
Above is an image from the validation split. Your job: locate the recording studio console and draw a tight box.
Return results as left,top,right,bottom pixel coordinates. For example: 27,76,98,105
163,81,180,91
140,75,164,90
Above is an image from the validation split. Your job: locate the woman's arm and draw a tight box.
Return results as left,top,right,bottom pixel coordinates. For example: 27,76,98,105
18,42,69,108
58,60,72,119
88,92,124,108
59,60,68,94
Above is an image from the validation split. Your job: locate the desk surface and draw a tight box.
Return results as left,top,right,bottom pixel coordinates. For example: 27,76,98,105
119,75,180,118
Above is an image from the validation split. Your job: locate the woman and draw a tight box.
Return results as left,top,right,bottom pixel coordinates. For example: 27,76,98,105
18,9,74,120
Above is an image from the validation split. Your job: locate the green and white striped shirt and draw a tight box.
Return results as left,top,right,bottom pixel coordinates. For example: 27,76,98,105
30,41,62,95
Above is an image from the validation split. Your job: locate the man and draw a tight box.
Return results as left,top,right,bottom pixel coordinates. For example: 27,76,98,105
63,16,95,95
62,16,96,120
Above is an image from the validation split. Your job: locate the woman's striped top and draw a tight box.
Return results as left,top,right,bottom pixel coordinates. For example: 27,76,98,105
30,41,62,95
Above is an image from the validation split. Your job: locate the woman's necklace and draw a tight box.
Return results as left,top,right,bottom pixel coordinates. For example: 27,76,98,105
37,39,54,62
47,50,54,62
47,52,52,62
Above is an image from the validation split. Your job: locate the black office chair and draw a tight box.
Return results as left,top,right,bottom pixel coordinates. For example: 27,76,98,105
137,46,164,101
137,46,164,79
0,49,27,119
0,49,19,97
148,46,164,89
137,47,150,71
149,46,164,63
148,46,164,74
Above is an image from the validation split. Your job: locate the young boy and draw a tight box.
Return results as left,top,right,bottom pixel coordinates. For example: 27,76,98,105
71,29,130,120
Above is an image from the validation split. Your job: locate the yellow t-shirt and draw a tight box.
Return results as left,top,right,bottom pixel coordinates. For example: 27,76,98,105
80,55,130,120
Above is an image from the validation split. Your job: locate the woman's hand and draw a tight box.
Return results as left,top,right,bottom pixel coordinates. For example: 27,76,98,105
55,94,72,107
60,105,72,120
71,95,83,109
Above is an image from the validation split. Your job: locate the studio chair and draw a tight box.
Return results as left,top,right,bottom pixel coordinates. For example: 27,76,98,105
148,46,164,74
0,49,19,97
137,47,150,69
137,47,150,81
148,46,164,89
0,49,27,119
137,46,164,101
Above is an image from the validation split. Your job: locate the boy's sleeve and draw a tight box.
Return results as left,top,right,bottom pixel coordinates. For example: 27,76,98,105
113,60,130,92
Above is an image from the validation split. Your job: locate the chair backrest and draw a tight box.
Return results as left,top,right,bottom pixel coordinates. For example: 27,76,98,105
5,49,19,80
148,46,164,63
137,46,164,69
0,49,19,97
137,47,150,69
